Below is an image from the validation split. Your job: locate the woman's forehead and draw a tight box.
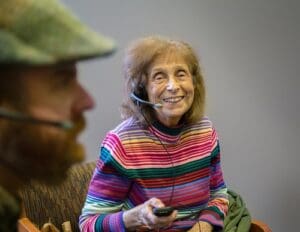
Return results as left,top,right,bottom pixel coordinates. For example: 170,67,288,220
149,51,188,70
156,49,187,62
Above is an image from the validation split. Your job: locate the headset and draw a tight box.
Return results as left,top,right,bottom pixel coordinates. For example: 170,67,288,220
130,82,163,109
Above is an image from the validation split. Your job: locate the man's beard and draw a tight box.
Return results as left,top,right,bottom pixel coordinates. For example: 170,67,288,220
0,115,86,185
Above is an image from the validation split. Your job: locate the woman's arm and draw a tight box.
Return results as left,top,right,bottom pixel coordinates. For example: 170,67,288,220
79,134,177,232
198,129,229,230
79,138,131,232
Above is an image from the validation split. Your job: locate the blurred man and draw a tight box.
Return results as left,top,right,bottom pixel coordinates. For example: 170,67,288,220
0,0,116,230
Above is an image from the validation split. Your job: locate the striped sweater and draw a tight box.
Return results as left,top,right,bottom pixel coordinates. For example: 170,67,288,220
79,117,228,231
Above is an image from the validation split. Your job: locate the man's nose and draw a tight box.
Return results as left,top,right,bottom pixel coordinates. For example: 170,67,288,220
73,84,95,114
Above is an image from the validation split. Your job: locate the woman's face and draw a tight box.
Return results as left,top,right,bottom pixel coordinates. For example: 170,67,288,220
146,52,194,127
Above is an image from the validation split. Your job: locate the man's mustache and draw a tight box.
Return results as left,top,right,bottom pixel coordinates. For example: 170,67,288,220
68,115,86,137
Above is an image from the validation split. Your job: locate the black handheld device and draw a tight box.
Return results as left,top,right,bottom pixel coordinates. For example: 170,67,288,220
153,206,174,217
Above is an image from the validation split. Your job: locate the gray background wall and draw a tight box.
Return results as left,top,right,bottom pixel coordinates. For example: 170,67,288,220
62,1,299,231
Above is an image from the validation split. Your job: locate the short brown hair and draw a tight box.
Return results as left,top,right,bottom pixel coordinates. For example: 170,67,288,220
121,36,206,126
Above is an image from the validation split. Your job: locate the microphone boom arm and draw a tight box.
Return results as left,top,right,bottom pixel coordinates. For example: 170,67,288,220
0,107,73,129
130,93,162,108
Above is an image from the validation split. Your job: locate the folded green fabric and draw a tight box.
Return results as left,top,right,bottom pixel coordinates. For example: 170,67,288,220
224,189,252,232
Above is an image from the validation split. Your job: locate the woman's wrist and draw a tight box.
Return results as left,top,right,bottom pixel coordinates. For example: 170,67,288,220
187,221,213,232
123,205,144,231
199,221,213,232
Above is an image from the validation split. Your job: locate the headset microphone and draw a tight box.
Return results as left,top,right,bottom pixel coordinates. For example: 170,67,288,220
0,107,73,130
130,93,162,108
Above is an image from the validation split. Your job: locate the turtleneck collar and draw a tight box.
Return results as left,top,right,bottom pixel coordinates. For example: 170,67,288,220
151,120,184,136
148,120,185,144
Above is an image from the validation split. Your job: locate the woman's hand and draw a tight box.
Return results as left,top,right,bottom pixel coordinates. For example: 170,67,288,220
187,221,213,232
123,197,177,231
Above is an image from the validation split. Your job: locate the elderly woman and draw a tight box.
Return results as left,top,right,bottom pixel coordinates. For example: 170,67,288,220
80,36,228,232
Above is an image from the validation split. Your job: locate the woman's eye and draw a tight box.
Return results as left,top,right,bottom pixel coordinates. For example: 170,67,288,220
153,73,165,82
177,70,187,78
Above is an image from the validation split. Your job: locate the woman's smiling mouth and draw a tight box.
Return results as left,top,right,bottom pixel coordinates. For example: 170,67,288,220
162,96,184,103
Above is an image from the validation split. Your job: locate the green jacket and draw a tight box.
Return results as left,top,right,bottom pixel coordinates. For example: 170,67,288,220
224,189,252,232
0,186,21,232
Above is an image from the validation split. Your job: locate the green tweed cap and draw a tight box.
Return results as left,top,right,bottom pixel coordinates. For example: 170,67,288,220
0,0,116,66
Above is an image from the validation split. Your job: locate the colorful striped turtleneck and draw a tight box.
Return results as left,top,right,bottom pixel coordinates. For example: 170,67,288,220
79,117,228,231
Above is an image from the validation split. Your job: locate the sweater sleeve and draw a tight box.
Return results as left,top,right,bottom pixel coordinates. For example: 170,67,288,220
79,133,130,232
199,128,229,230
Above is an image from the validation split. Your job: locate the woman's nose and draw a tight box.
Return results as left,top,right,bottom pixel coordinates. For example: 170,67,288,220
166,76,179,91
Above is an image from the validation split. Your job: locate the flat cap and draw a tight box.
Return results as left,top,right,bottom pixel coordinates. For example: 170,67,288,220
0,0,116,66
